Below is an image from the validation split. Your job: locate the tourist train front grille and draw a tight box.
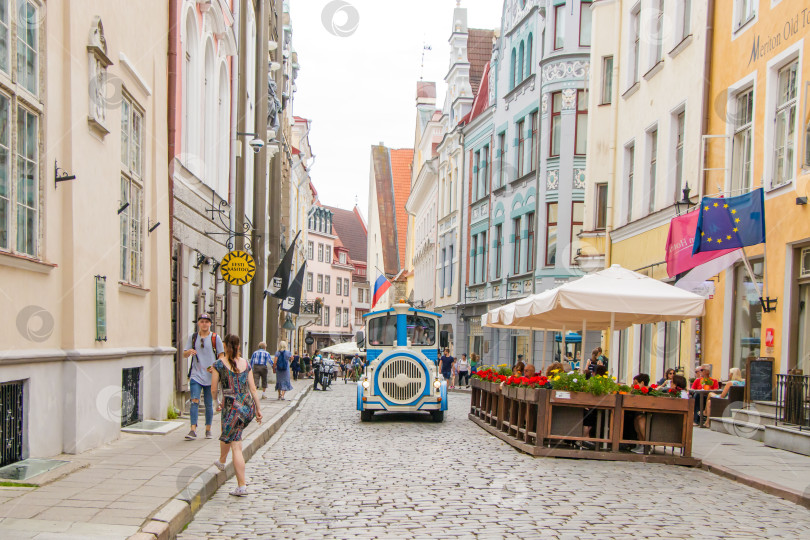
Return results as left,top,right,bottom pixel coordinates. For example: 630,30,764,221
376,357,426,403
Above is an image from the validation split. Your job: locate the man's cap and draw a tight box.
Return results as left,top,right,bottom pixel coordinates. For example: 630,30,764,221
198,313,212,322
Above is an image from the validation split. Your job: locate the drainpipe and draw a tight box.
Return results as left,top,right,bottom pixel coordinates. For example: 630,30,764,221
700,0,716,202
167,1,177,254
235,0,248,338
604,0,622,269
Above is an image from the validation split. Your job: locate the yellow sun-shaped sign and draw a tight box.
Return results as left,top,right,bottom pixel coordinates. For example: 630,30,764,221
220,251,256,286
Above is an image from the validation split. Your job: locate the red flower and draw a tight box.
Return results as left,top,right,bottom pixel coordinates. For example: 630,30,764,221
641,386,649,394
633,384,640,390
651,384,658,390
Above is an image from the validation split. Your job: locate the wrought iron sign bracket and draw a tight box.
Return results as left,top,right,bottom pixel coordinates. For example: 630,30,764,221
54,160,76,188
203,192,257,252
760,296,778,313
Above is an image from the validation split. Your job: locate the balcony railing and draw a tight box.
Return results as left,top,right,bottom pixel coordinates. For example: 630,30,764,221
300,300,321,315
775,374,810,430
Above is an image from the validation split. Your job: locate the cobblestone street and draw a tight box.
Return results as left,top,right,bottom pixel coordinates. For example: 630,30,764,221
180,385,810,539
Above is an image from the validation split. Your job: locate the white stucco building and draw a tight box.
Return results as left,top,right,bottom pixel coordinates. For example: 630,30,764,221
0,2,173,462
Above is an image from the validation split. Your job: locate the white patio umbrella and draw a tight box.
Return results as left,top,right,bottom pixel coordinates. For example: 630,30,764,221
321,341,366,357
482,264,706,369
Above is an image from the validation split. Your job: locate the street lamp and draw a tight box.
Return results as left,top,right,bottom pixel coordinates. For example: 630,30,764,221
675,183,693,215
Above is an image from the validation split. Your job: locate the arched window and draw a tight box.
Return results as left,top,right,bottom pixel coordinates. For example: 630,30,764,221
518,41,525,82
203,40,216,187
510,48,517,89
217,64,230,197
526,34,533,76
183,11,199,160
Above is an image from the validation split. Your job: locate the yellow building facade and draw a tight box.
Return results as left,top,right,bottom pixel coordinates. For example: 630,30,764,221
703,1,810,379
583,0,711,384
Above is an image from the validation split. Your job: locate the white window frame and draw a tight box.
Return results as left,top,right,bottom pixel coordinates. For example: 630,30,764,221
344,278,350,296
120,93,145,286
306,272,313,292
675,0,691,42
732,0,757,36
6,100,39,258
671,106,686,203
771,60,799,190
649,0,664,67
625,142,636,224
325,275,331,295
628,5,641,87
762,45,802,193
16,0,39,98
0,0,10,75
600,56,613,105
731,87,754,194
646,126,658,215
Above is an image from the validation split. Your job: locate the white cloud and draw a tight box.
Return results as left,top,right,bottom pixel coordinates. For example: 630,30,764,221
289,0,503,217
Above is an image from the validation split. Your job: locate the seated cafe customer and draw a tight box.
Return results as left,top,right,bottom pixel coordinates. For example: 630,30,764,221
690,365,719,390
629,373,651,454
704,368,744,428
523,364,536,377
546,362,564,377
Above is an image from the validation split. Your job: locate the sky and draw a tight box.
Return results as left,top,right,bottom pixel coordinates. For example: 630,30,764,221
289,0,504,220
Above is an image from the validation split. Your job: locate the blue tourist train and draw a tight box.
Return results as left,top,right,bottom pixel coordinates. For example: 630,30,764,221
356,302,448,422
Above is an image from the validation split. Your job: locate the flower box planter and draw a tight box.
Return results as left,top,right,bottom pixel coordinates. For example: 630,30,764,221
471,378,483,390
549,390,617,408
524,388,543,403
619,394,695,451
621,394,691,412
469,387,699,466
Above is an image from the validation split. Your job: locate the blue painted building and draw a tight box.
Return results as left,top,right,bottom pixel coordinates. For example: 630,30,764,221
460,0,600,369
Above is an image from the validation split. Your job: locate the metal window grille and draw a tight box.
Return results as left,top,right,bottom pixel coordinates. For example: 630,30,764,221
0,380,24,467
121,368,142,427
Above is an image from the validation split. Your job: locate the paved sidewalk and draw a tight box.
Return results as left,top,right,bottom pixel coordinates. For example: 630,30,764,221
0,378,312,539
692,427,810,508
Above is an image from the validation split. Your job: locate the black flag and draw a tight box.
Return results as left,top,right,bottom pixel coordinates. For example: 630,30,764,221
265,231,300,299
281,262,306,315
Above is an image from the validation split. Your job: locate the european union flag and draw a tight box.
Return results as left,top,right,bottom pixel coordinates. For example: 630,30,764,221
692,188,765,254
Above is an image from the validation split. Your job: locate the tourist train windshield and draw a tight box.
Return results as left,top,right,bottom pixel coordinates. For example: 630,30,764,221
367,314,436,347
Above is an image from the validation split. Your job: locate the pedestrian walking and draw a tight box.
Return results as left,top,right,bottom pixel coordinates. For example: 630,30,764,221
182,313,224,441
273,340,294,400
439,348,454,385
303,352,313,378
291,352,301,381
211,334,262,497
457,353,471,388
249,342,272,399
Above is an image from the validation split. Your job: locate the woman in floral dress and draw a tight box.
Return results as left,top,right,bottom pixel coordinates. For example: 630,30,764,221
211,334,263,496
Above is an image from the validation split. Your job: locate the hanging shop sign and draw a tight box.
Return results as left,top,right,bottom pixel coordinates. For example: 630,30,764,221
219,250,256,286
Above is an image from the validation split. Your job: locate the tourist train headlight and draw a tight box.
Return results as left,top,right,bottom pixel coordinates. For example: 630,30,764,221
362,378,370,390
433,379,441,389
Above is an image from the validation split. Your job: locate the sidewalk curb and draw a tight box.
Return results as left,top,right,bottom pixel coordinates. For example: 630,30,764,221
130,385,313,540
701,460,810,510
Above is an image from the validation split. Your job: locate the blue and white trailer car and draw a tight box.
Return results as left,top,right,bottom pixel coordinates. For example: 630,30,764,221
355,301,448,422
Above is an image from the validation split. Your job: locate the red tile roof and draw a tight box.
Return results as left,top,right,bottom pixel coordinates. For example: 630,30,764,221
371,146,402,275
462,60,490,125
390,148,413,269
325,205,367,264
468,29,494,97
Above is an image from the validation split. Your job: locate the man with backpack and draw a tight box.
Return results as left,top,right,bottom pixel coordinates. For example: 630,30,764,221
183,313,224,440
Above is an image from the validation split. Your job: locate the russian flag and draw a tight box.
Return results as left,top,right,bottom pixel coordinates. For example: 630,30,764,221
372,274,392,308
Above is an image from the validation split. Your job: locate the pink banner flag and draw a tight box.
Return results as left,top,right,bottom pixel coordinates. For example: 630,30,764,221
666,209,736,277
